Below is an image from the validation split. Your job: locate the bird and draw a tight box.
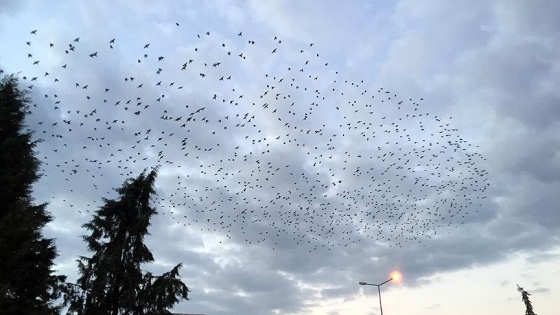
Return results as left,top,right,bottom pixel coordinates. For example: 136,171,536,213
17,26,489,251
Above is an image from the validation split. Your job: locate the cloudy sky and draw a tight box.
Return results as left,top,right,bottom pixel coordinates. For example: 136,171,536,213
1,1,559,314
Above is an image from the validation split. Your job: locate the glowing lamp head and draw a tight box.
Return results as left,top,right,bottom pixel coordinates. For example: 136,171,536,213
390,271,402,282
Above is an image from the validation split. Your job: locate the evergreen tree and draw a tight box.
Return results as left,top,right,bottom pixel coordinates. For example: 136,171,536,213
517,284,537,315
0,74,66,314
65,169,189,315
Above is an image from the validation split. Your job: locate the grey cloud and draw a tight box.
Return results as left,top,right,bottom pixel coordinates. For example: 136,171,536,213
2,1,560,314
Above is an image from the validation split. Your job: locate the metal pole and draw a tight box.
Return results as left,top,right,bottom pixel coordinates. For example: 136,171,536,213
359,278,392,315
378,285,384,315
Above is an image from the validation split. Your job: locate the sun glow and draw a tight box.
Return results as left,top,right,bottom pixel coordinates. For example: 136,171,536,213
390,271,402,282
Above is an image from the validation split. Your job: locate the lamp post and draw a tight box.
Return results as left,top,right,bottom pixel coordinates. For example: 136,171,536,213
359,272,400,315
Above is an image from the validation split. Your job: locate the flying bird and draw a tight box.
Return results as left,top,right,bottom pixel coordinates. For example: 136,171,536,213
16,26,489,251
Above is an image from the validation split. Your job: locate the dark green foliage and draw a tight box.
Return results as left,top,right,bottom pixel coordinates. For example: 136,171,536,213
517,284,537,315
0,74,66,314
65,169,189,314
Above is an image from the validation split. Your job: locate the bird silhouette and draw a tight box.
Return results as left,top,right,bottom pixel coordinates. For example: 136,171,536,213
17,26,489,251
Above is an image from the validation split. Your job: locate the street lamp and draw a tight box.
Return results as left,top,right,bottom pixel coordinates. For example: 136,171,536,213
359,271,401,315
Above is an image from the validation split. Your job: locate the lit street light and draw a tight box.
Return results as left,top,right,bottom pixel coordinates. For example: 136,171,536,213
359,271,401,315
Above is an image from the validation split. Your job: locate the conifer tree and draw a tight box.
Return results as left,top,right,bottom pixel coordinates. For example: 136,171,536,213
517,284,537,315
0,74,65,314
65,169,189,315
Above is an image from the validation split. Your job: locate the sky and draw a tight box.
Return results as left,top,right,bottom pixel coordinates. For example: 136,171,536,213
0,1,559,314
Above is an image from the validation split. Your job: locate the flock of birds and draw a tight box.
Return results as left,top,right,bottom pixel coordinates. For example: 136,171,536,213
7,25,490,250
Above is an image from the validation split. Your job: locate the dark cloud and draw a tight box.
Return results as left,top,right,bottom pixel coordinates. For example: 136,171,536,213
1,1,559,314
